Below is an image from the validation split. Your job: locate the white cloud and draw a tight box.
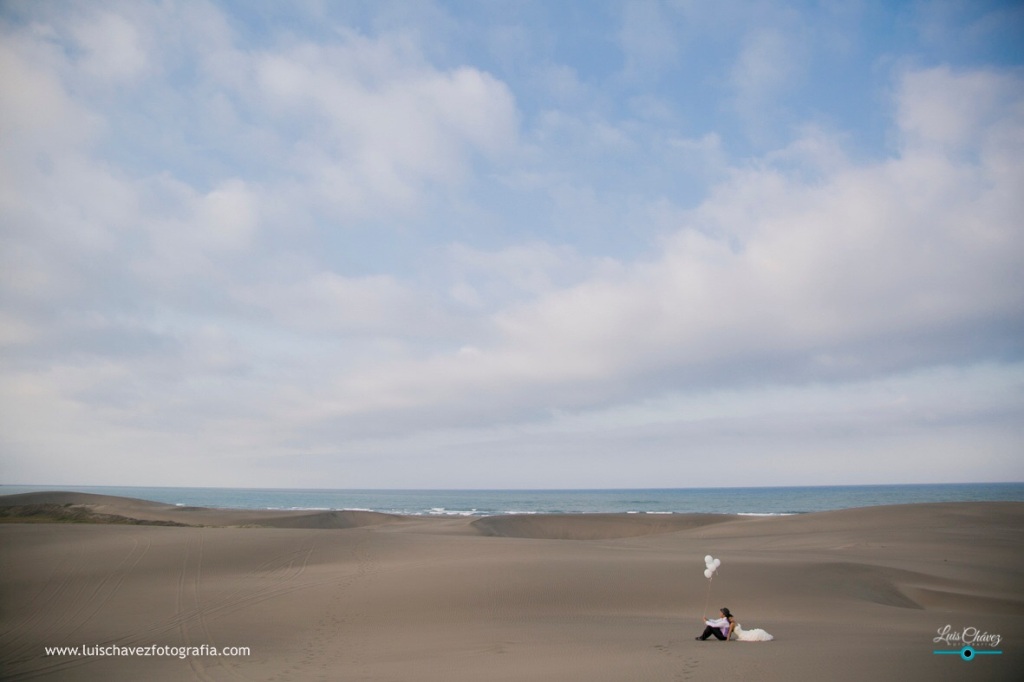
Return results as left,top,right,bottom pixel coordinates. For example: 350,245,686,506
234,270,443,338
895,66,1023,156
194,179,260,251
0,30,100,158
442,242,586,311
71,11,149,83
252,36,519,215
284,66,1024,438
729,27,802,141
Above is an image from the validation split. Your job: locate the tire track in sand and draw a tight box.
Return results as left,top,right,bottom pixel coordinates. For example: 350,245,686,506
2,530,153,681
269,529,380,682
176,531,215,682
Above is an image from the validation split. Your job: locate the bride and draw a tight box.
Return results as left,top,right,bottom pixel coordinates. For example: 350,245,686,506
732,623,774,642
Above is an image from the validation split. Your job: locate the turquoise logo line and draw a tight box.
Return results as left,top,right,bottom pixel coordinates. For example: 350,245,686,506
933,646,1003,661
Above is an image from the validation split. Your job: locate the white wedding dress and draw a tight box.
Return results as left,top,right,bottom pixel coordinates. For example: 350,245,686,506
732,624,774,641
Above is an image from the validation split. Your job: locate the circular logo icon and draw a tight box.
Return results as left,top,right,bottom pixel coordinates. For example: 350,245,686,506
960,646,975,661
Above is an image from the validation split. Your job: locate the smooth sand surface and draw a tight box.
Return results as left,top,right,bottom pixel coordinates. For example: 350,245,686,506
1,492,1021,681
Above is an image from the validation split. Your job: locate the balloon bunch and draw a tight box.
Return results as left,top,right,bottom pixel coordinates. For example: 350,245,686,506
703,554,721,579
701,554,722,618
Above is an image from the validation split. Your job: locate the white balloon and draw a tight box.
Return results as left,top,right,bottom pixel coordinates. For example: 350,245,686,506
704,555,713,564
704,569,713,579
713,558,721,568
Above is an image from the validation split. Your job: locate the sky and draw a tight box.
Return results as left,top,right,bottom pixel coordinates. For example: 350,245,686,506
1,0,1022,489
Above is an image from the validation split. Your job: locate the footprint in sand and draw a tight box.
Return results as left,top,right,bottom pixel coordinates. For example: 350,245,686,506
676,655,700,681
653,641,700,681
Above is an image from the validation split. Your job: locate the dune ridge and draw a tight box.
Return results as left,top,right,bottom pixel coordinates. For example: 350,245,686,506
471,512,737,539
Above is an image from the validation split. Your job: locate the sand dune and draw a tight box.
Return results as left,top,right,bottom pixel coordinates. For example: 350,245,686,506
0,491,403,529
1,494,1021,681
471,512,734,540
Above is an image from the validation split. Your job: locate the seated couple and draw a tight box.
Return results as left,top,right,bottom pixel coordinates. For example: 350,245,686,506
696,608,773,642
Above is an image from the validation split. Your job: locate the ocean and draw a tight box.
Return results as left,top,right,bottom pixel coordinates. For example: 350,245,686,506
1,483,1022,516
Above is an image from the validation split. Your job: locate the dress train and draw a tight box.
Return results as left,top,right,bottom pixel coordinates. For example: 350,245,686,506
732,624,773,641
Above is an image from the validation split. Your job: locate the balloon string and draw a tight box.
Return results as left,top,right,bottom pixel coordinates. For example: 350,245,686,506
702,576,712,620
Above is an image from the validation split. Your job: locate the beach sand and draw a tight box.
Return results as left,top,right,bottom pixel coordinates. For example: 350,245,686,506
1,492,1021,681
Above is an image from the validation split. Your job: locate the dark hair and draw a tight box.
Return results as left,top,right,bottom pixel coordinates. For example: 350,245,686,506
720,607,733,618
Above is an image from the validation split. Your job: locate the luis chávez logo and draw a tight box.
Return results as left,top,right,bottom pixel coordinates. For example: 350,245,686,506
933,624,1003,661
